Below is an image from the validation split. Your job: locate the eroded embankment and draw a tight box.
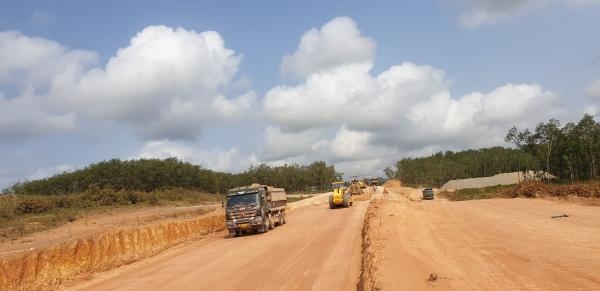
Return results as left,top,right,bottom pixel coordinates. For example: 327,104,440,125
0,213,224,290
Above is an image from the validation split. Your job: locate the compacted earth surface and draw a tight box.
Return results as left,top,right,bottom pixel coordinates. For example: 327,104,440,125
366,182,600,290
68,191,369,291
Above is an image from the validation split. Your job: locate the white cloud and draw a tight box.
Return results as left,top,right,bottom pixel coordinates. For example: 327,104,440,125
50,26,252,140
258,126,328,161
262,16,565,178
0,27,253,142
136,140,258,173
0,30,97,88
281,17,375,78
585,78,600,100
0,88,75,141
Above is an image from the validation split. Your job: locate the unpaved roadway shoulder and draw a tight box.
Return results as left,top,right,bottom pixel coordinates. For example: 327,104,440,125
363,186,600,290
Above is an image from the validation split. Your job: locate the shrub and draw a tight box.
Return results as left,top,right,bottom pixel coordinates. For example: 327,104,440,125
0,196,17,218
14,197,54,214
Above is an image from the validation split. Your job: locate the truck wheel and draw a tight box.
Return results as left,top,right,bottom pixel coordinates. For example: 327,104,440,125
268,214,275,230
329,196,335,209
261,221,269,233
235,230,242,237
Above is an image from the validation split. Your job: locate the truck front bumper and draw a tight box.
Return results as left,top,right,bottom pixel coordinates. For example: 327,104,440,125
226,216,264,230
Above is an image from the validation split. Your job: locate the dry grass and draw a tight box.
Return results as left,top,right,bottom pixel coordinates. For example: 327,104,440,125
0,188,221,242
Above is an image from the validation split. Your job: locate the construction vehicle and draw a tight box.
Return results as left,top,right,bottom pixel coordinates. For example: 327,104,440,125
348,176,364,195
370,177,379,186
225,184,287,237
329,181,353,209
422,188,434,200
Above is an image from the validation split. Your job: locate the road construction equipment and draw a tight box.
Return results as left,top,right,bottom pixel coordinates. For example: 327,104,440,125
370,177,379,186
226,185,287,237
348,177,364,195
422,188,434,200
329,181,353,209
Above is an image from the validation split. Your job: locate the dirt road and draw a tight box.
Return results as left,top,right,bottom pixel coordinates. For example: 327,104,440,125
69,197,369,291
367,185,600,290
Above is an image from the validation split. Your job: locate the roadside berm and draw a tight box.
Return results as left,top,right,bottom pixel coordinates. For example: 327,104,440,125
0,212,224,290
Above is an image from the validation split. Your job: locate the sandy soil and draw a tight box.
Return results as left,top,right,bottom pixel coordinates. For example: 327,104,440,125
67,197,369,291
0,204,218,256
367,184,600,290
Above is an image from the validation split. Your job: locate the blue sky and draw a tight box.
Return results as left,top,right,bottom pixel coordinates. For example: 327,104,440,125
1,0,600,188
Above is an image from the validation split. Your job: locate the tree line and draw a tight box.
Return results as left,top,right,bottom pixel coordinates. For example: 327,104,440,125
387,114,600,187
8,158,342,195
386,147,540,187
506,114,600,182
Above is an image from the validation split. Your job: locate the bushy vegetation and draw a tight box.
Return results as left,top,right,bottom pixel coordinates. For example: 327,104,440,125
1,159,340,239
386,147,539,187
8,158,341,196
506,114,600,182
388,114,600,187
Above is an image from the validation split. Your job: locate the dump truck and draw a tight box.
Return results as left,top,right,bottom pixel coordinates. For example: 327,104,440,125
329,181,353,208
225,185,287,237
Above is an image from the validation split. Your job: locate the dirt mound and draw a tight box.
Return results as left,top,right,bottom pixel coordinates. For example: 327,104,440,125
383,179,402,189
510,180,600,199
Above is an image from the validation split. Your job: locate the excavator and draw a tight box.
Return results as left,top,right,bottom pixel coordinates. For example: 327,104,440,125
329,181,353,209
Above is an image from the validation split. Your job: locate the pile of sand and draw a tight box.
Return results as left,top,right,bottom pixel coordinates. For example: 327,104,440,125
441,171,553,190
383,179,402,188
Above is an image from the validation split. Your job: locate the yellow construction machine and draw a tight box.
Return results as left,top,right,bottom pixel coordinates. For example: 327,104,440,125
329,181,353,209
348,176,364,195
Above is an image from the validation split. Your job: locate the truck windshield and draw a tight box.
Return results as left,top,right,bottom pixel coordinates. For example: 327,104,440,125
227,193,259,206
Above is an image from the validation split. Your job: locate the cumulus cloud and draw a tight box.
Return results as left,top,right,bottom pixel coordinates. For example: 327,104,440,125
0,26,253,142
0,30,97,88
50,26,253,140
258,126,328,161
136,140,258,173
281,17,375,78
586,78,600,100
0,88,75,141
262,16,565,177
